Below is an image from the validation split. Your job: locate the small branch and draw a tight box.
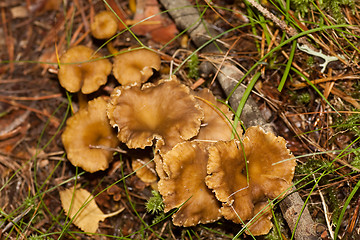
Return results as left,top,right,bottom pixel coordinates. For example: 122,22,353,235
88,144,127,154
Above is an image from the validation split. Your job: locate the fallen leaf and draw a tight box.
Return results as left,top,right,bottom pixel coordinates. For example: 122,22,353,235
59,186,124,234
131,0,178,44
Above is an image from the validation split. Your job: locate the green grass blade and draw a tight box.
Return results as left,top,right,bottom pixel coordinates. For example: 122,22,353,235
278,40,297,92
334,177,360,239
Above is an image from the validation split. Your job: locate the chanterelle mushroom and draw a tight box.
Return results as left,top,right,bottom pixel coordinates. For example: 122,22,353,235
132,157,157,185
112,48,161,86
158,141,222,226
62,97,119,173
107,78,203,152
194,88,242,141
90,10,118,39
206,126,296,235
58,45,112,94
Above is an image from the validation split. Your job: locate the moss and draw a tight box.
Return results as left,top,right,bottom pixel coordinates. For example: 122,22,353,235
296,92,311,105
290,0,355,23
28,235,52,240
335,110,360,137
326,187,342,224
349,147,360,168
288,90,311,105
145,190,164,214
187,54,200,80
296,158,332,175
306,56,315,67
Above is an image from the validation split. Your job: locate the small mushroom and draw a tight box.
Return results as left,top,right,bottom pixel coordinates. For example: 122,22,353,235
112,48,161,86
158,141,222,227
58,45,112,94
62,97,119,173
107,78,203,152
206,126,296,235
131,158,157,185
90,10,118,39
194,88,242,141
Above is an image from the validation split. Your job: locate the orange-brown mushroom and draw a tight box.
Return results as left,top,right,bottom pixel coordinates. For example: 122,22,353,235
90,10,118,39
206,126,296,235
112,48,161,86
107,78,203,152
62,97,119,173
58,45,112,94
246,202,273,236
158,141,222,226
194,88,242,141
132,158,157,185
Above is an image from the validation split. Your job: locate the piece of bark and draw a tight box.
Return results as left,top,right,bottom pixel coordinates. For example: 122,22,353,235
280,187,320,240
216,63,274,133
159,0,320,239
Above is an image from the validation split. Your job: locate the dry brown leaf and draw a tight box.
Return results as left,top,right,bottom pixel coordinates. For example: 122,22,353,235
131,0,178,44
59,186,124,234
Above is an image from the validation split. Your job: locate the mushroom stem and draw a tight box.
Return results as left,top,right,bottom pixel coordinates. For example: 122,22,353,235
107,42,118,55
77,92,88,110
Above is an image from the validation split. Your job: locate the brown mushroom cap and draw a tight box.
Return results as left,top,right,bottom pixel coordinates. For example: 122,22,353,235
61,97,119,173
90,11,118,39
246,202,273,236
245,126,296,200
206,126,296,235
107,79,203,152
112,48,161,86
58,45,112,94
194,88,242,141
206,140,254,222
158,141,222,226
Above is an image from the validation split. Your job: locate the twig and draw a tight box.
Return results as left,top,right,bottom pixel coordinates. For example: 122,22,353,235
88,144,127,154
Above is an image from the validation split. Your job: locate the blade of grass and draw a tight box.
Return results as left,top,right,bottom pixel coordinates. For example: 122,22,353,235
278,40,297,92
232,72,261,137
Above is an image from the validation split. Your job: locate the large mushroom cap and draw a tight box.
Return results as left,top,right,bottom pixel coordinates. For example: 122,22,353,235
206,126,296,235
206,140,254,222
245,126,296,200
90,10,118,39
107,79,203,151
194,88,242,141
112,48,161,86
58,45,112,94
158,141,222,227
62,97,119,173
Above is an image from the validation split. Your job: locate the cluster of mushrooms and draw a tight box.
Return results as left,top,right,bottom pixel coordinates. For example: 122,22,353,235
58,10,296,236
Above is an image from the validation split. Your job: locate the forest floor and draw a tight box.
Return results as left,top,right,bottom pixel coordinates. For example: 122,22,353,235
1,0,360,239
